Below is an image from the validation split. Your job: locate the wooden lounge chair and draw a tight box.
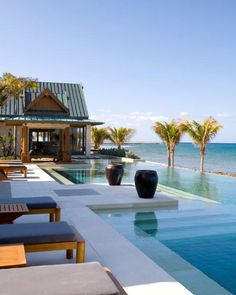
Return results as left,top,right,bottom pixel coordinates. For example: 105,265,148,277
0,203,29,224
0,197,61,222
0,163,27,178
0,221,85,263
0,262,127,295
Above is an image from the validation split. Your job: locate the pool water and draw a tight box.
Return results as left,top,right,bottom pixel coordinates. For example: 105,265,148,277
55,159,236,204
164,233,236,293
97,207,236,294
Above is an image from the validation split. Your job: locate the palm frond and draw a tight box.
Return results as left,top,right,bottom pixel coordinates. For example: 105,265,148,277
108,127,135,148
91,127,109,150
184,117,221,148
153,120,184,147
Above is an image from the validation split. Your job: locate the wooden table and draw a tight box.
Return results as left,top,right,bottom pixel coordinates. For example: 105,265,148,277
0,204,29,224
0,244,26,268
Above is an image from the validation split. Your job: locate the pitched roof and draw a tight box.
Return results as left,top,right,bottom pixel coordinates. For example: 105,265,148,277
0,81,89,118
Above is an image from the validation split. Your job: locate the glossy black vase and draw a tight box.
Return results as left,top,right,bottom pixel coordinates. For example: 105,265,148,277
105,164,124,185
135,170,158,198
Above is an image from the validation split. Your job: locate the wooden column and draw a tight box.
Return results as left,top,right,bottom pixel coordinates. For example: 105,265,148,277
62,127,71,162
56,129,63,161
21,126,30,163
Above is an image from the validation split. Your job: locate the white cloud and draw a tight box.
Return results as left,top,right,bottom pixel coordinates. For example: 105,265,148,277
129,112,168,122
216,112,232,118
90,111,169,131
149,115,169,122
180,111,189,117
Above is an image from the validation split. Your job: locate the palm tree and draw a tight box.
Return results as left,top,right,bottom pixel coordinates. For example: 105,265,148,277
108,127,135,149
0,85,8,106
153,122,171,166
1,72,37,97
0,72,37,158
91,127,109,150
183,117,221,173
153,120,184,167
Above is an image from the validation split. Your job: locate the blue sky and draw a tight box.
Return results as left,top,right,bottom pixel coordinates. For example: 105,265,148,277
1,0,236,142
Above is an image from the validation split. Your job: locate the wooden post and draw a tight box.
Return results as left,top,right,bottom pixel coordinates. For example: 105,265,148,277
85,125,91,157
21,126,30,163
57,129,63,161
62,127,71,162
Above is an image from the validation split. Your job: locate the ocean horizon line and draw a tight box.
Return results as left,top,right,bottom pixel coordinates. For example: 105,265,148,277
103,142,236,145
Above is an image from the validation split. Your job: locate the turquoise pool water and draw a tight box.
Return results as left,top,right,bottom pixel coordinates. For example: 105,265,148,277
97,207,236,294
55,159,236,204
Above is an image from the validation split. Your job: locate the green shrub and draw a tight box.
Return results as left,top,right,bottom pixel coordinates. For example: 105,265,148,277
99,148,126,157
99,148,140,159
0,156,14,160
125,150,140,159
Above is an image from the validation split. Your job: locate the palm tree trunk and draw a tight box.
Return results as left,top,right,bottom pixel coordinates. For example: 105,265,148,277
13,96,18,159
14,126,17,159
171,147,175,167
167,146,171,167
200,147,205,173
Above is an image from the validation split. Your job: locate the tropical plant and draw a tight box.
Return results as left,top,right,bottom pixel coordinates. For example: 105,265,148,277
125,150,140,159
91,127,109,150
0,85,7,106
99,148,140,159
153,120,184,167
108,127,135,149
0,130,14,157
99,148,126,157
0,72,37,98
0,72,37,158
182,117,222,173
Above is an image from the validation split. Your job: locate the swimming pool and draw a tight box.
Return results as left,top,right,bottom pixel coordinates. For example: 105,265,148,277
97,207,236,294
54,159,236,204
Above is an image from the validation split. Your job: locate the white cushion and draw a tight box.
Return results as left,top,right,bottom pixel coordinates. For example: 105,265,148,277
0,262,120,295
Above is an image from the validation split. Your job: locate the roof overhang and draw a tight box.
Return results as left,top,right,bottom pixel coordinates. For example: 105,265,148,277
0,115,104,127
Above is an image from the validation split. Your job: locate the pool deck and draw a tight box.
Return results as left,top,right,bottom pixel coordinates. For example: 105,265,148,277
0,164,230,295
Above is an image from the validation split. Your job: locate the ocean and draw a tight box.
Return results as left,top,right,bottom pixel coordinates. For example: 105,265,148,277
105,143,236,173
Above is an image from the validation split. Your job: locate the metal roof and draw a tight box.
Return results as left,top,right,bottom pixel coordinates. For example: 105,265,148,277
0,82,89,118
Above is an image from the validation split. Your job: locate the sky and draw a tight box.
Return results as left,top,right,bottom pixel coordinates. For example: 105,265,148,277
0,0,236,142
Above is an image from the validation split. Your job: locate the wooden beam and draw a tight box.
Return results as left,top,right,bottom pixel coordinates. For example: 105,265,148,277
21,126,30,163
4,122,23,126
62,127,71,162
25,123,70,129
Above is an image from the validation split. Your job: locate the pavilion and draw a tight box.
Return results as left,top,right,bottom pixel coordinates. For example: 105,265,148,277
0,82,103,162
